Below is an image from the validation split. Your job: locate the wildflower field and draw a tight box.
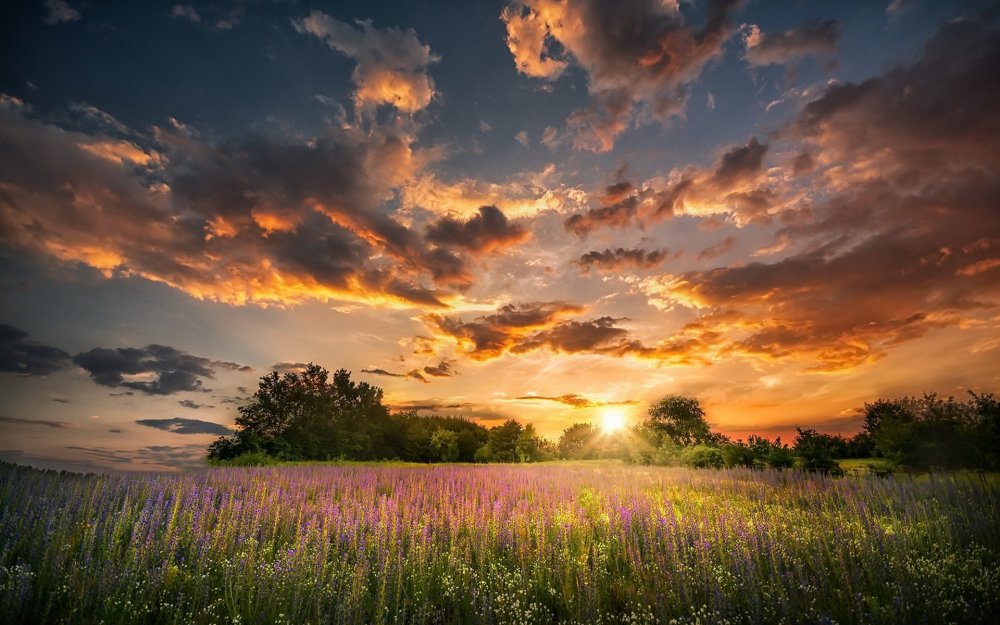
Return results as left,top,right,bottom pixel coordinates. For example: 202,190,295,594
1,462,998,625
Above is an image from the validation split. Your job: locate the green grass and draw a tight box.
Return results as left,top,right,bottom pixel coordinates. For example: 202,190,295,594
838,457,894,473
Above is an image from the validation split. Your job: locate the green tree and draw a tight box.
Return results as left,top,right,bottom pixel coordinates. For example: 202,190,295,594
429,428,460,462
793,427,840,472
558,423,599,459
208,364,391,462
488,420,523,462
646,395,712,446
680,444,725,469
515,423,543,462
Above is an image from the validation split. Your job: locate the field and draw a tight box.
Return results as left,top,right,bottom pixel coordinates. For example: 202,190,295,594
1,462,998,625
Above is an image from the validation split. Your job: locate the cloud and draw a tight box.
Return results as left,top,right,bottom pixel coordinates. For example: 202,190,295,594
170,5,201,24
0,99,489,309
646,16,1000,370
0,415,68,429
514,130,529,147
271,362,311,374
361,367,406,378
425,206,529,253
363,360,455,383
501,0,743,151
563,136,774,236
387,400,472,412
514,394,638,409
564,181,642,236
712,137,768,187
72,345,246,395
134,418,232,436
742,20,842,67
44,1,80,25
294,11,438,114
577,248,670,274
401,168,587,220
423,302,714,364
0,324,71,376
178,399,213,409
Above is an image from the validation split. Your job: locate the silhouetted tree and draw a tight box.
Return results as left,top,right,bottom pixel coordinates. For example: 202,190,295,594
646,395,713,446
793,427,840,472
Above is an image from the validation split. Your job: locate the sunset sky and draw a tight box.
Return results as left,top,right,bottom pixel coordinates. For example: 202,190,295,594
2,0,998,471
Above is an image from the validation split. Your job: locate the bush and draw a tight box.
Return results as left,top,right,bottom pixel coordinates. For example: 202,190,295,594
680,444,725,469
721,443,756,468
209,451,279,467
766,446,795,468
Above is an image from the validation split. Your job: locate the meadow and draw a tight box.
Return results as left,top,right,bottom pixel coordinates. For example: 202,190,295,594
1,462,998,625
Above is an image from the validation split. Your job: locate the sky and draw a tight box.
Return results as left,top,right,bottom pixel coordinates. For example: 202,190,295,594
1,0,999,472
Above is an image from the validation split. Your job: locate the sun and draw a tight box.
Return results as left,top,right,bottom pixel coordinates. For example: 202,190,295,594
600,408,626,434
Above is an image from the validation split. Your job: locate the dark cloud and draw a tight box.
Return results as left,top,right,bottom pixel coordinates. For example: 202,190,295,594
362,360,455,383
44,1,81,25
134,417,231,435
0,324,71,376
271,362,311,374
178,399,212,409
420,360,454,377
743,20,842,66
388,400,472,412
577,247,669,274
423,302,583,359
0,415,68,429
564,194,640,237
425,303,714,364
503,0,744,151
658,16,1000,370
514,394,639,409
712,137,769,187
72,345,245,395
563,136,772,236
361,367,406,378
0,99,476,309
426,206,528,253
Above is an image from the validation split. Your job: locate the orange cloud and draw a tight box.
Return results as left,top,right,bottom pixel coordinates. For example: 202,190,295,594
294,12,438,114
501,0,743,151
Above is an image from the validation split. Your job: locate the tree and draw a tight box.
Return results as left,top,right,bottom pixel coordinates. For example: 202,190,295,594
488,420,523,462
208,364,391,462
793,428,840,472
429,428,459,462
515,423,543,462
558,423,599,459
646,395,712,446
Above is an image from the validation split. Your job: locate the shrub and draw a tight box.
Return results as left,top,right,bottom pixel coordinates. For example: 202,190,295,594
680,444,725,469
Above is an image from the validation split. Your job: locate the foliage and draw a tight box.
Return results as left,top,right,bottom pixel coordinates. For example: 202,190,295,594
208,365,559,464
862,392,1000,470
793,428,841,472
679,444,725,469
2,462,998,625
646,395,713,446
557,423,600,460
429,428,460,462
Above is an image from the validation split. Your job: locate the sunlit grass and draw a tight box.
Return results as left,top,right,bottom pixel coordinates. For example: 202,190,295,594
1,461,998,624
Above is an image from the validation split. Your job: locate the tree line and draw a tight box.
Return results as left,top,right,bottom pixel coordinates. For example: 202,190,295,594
208,364,999,471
